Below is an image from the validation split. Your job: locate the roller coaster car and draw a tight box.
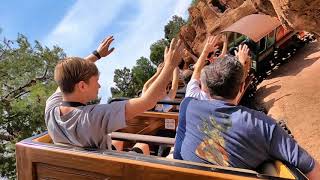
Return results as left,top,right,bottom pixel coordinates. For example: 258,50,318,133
16,14,309,179
221,14,308,83
16,108,306,179
16,102,306,179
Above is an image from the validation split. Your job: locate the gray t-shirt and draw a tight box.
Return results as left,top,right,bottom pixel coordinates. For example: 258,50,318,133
45,92,127,149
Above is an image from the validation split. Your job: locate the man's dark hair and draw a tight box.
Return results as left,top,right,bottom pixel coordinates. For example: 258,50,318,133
203,55,244,99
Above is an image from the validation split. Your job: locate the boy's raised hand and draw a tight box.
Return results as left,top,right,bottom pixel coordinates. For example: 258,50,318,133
97,36,115,58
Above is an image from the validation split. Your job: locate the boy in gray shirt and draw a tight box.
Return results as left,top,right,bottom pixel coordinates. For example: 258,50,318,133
45,36,184,150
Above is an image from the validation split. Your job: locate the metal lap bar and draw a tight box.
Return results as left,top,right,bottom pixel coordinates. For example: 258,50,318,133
111,132,175,146
156,100,181,105
108,97,181,106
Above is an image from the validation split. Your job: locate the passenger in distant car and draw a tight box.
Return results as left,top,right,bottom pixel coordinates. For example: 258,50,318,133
142,62,180,112
186,35,250,100
207,34,228,63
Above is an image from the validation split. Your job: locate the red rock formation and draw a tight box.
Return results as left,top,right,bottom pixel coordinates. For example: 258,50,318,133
267,0,320,37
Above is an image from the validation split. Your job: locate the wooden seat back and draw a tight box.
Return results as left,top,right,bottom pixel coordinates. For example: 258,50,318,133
118,111,179,135
17,132,303,180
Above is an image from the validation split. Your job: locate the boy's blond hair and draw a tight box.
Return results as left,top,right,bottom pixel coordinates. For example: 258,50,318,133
54,57,99,94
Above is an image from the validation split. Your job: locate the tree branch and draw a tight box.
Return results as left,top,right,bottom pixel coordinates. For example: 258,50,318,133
0,133,14,141
14,90,31,99
2,64,49,100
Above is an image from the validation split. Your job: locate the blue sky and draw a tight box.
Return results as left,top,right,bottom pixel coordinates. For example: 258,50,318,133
0,0,192,103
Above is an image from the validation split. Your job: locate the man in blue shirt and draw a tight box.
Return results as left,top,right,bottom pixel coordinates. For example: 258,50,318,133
174,36,319,179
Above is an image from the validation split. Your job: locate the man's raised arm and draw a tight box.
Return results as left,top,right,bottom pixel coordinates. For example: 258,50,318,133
192,35,219,81
167,67,180,100
235,44,251,81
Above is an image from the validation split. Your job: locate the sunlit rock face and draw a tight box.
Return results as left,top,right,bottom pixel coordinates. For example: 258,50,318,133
266,0,320,37
180,0,319,62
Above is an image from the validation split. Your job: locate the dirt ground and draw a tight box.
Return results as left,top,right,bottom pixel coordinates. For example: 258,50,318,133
255,41,320,162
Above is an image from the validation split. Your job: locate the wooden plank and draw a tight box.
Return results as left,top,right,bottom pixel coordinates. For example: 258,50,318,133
119,112,178,134
35,163,114,180
15,143,35,180
137,119,164,134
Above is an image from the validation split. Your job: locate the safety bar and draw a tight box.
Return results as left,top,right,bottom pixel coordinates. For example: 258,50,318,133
111,132,175,146
108,98,181,106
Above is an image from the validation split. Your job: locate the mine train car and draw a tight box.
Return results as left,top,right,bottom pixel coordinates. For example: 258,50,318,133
16,14,311,179
221,14,313,83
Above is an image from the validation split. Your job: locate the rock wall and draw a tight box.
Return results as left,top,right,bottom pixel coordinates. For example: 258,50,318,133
267,0,320,36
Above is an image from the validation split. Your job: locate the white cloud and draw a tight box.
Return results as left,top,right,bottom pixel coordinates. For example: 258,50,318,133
44,0,126,56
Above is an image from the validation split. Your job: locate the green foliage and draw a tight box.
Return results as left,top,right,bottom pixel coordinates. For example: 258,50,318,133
191,0,199,6
111,57,155,98
149,39,169,66
150,16,186,66
0,34,65,178
164,15,187,42
132,57,156,88
111,67,136,97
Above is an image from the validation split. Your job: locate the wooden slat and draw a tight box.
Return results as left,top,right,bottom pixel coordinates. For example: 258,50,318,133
36,163,113,180
16,143,34,180
136,120,164,134
119,111,178,135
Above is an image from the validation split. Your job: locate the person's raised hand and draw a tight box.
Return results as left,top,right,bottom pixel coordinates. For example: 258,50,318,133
235,44,250,67
97,36,115,58
235,44,251,79
164,38,184,67
221,34,227,42
203,35,220,55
